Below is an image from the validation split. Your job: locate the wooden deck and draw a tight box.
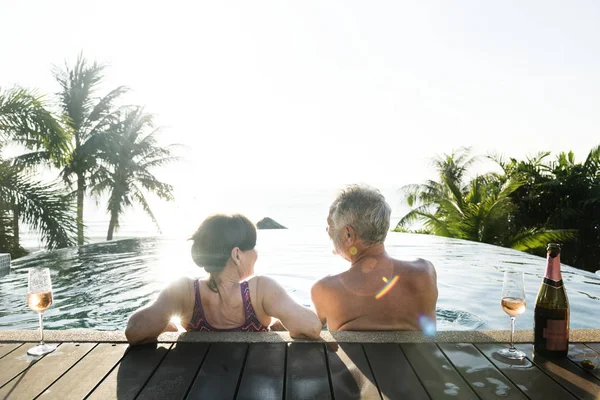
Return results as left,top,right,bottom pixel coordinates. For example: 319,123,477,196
0,334,598,399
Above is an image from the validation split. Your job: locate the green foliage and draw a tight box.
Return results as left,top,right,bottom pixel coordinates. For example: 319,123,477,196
503,147,600,270
0,88,76,258
90,107,178,240
1,54,179,256
391,226,432,235
397,147,582,264
0,87,70,166
54,53,129,245
0,162,76,252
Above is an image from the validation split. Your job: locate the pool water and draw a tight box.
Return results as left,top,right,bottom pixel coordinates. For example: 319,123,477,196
1,231,598,331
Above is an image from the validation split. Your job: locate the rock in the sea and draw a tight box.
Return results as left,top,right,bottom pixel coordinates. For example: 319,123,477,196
256,217,287,229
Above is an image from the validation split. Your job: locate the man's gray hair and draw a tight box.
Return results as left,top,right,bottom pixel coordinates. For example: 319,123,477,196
329,185,392,246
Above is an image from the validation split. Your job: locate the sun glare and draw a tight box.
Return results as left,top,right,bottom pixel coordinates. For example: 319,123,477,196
169,316,185,332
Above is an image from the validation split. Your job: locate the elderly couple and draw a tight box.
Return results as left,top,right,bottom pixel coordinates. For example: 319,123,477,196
126,185,438,344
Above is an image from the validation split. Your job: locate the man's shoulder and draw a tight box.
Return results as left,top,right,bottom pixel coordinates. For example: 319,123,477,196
313,273,343,288
413,258,436,274
392,257,437,284
311,273,342,298
394,257,435,273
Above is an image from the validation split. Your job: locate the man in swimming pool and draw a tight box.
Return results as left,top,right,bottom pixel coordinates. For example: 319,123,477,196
311,185,438,331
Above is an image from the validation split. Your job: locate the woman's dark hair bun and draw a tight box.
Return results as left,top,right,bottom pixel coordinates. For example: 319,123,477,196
190,214,256,273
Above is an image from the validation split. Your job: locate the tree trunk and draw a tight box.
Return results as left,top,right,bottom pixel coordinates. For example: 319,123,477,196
0,202,6,248
77,173,85,246
12,203,19,246
107,210,118,241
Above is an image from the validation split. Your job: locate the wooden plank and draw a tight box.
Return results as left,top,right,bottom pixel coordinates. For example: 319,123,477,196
515,344,600,400
403,343,478,400
0,343,22,359
0,342,56,387
439,343,526,399
39,343,129,400
186,343,248,400
327,343,381,400
0,343,95,400
476,343,577,400
363,343,428,400
286,343,332,400
87,343,172,400
567,343,600,381
137,342,209,400
237,343,286,400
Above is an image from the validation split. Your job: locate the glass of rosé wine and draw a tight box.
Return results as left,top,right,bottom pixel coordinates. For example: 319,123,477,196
27,268,56,356
499,271,527,360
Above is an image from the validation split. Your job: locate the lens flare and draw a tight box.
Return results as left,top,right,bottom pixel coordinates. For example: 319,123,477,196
418,315,437,336
375,275,399,299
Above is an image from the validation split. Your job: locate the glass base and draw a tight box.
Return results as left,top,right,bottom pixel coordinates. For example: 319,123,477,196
27,343,57,356
498,347,526,360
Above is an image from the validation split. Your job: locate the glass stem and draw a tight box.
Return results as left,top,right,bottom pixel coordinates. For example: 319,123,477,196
509,317,515,350
38,313,44,345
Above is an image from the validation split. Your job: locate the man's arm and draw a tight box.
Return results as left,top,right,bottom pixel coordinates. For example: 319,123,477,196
418,259,438,326
125,278,186,345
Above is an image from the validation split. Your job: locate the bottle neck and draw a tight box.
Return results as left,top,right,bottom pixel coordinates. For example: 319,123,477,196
545,253,562,282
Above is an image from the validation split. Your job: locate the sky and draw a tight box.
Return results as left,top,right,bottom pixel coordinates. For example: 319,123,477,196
2,0,600,236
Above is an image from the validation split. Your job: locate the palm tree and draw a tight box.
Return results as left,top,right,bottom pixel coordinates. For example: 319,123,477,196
54,53,128,245
396,148,575,252
0,87,75,255
0,162,76,254
397,148,477,238
90,107,177,240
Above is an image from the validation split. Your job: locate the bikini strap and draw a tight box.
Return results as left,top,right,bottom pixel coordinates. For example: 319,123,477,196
240,281,254,320
193,279,208,322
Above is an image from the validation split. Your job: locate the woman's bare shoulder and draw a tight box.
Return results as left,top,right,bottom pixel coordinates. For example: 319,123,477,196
166,276,196,291
159,277,198,307
248,275,278,292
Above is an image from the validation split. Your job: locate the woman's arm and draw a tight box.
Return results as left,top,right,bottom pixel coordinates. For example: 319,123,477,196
310,279,330,327
125,278,187,345
259,276,322,340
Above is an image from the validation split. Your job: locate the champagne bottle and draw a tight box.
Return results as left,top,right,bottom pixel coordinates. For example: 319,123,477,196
534,243,569,357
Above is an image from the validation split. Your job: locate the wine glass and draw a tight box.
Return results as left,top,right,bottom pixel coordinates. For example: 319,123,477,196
498,271,526,360
27,268,56,356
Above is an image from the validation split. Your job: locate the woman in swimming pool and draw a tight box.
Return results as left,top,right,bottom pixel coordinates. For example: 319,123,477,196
125,214,322,344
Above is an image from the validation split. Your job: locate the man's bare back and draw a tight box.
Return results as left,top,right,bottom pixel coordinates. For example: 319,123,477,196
313,184,438,332
312,247,438,331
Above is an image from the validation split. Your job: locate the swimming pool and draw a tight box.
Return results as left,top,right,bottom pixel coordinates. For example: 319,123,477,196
1,231,598,331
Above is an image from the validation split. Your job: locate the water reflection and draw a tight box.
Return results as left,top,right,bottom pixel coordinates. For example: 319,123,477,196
0,233,599,331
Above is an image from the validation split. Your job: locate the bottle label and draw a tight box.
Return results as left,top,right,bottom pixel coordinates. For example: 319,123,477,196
543,319,569,351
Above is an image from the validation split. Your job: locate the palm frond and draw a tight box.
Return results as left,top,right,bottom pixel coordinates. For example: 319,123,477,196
131,185,161,233
0,87,69,165
89,107,179,237
10,151,54,170
509,229,578,252
396,205,433,228
84,86,129,130
0,162,76,249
